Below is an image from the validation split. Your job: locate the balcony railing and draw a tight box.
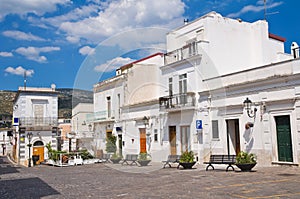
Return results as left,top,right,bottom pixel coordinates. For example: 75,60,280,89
164,41,201,65
159,92,196,110
19,117,58,127
86,110,115,123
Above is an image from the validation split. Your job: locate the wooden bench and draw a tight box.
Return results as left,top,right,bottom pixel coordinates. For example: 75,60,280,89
122,154,138,166
204,155,236,171
162,155,181,168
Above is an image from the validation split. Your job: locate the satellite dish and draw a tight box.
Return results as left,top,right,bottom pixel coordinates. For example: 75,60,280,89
51,84,56,90
291,42,299,58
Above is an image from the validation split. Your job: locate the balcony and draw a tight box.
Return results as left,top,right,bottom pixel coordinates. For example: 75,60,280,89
159,92,196,110
164,41,201,65
86,110,115,123
19,117,58,127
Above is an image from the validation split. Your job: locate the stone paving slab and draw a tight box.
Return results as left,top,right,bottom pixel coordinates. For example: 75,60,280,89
1,156,300,198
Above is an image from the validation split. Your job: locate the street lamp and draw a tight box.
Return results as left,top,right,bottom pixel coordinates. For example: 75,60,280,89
243,97,257,118
27,132,33,167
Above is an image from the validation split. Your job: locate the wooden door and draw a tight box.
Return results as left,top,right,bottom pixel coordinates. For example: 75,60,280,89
33,146,44,164
169,126,176,155
234,120,240,155
139,128,146,153
275,116,293,162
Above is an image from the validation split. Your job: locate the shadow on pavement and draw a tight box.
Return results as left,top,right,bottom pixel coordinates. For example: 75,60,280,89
0,156,20,175
0,177,60,198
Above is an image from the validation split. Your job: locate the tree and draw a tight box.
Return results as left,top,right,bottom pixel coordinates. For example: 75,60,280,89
106,135,117,153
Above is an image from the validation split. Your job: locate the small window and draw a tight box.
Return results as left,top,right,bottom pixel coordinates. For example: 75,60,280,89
212,120,219,139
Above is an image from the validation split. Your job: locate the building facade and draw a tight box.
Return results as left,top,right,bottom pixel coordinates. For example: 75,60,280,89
90,12,300,166
71,103,94,154
12,86,58,166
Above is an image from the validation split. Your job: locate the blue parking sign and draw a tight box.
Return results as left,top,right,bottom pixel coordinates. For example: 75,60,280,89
196,120,202,129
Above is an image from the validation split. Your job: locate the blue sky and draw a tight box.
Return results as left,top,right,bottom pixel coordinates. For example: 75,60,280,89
0,0,299,91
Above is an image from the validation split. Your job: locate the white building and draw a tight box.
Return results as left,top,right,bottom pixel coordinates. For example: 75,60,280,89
91,11,300,166
92,53,164,159
12,85,58,166
71,103,94,154
160,11,298,166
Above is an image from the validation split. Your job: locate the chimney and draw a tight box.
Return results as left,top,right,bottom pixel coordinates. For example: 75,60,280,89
291,42,299,58
184,18,189,25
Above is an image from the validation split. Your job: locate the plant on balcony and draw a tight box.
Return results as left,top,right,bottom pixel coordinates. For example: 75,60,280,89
179,150,196,169
137,152,151,166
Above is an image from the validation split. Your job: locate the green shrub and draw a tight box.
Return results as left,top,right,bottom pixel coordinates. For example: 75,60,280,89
106,135,117,153
236,151,256,164
138,152,151,161
179,150,195,163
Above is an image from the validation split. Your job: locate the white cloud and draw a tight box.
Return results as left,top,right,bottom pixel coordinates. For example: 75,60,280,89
79,46,95,56
227,1,283,18
0,0,71,21
59,0,185,44
0,52,13,57
40,4,99,27
3,30,46,41
15,46,60,63
94,57,135,73
66,36,80,43
5,66,34,77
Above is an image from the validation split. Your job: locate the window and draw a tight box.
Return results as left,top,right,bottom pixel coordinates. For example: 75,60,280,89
212,120,219,139
107,96,111,118
168,77,173,96
179,73,187,104
180,126,190,152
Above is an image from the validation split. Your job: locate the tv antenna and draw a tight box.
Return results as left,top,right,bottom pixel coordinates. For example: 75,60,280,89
264,0,279,21
24,71,27,90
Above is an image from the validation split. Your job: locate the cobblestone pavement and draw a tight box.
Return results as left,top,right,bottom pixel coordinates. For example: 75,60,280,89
1,156,300,199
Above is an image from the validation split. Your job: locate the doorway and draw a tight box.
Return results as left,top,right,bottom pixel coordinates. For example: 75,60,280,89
139,128,146,153
226,119,240,155
169,126,177,155
275,115,293,162
33,141,44,165
118,134,122,156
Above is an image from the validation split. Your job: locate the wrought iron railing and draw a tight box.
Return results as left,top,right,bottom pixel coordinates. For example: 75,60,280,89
19,117,58,127
164,41,201,65
159,93,196,110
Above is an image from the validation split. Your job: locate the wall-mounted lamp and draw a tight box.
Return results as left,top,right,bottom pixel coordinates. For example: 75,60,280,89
243,97,257,118
88,124,92,132
143,116,150,127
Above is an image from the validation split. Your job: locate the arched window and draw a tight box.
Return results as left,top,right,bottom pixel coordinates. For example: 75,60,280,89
33,141,44,146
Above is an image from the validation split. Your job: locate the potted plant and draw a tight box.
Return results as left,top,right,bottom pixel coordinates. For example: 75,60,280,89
236,151,257,171
179,150,196,169
110,153,122,164
137,152,151,166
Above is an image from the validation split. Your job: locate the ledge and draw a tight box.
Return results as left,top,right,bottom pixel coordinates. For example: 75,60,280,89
271,161,299,166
